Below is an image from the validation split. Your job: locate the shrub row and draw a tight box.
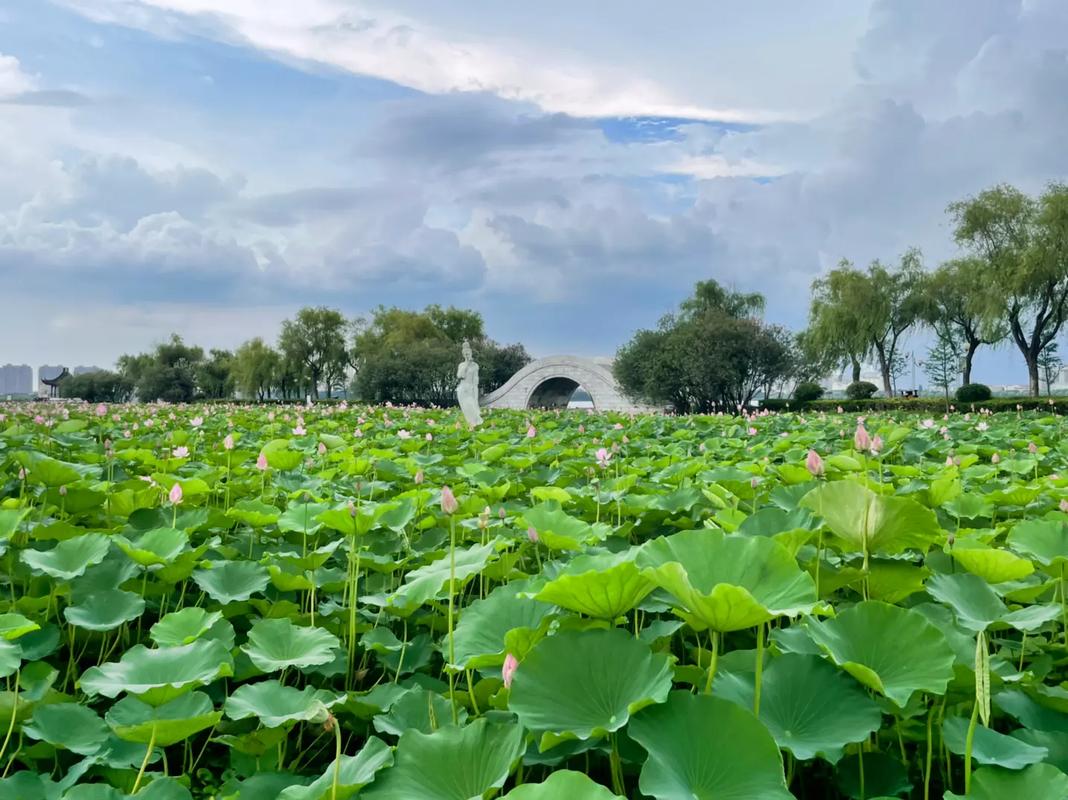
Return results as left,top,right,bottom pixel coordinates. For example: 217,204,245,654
762,395,1068,414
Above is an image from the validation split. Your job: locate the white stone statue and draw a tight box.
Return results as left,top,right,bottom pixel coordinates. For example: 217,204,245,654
456,339,483,428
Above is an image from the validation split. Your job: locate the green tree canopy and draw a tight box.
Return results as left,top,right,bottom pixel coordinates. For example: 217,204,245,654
278,307,349,399
232,338,281,401
119,334,204,402
58,370,134,403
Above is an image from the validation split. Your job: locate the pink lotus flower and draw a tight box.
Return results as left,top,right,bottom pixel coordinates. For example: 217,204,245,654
440,486,459,515
172,446,189,459
95,403,107,417
921,419,935,429
854,424,871,452
871,435,884,455
805,450,824,477
1060,499,1068,513
527,526,539,543
414,469,425,485
18,468,26,480
256,452,269,471
317,442,327,455
747,426,758,436
426,432,433,442
354,428,363,438
1029,442,1038,454
526,425,536,438
191,416,203,428
398,429,411,439
502,653,519,689
58,485,67,496
223,434,235,450
169,483,183,505
293,425,307,436
945,456,954,467
596,447,611,468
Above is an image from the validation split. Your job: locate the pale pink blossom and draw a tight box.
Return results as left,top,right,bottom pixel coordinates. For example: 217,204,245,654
256,452,269,471
293,425,307,436
169,483,183,505
95,403,108,417
526,425,536,438
1029,442,1038,454
921,419,935,429
805,450,824,477
440,486,459,515
58,485,67,496
502,653,519,689
317,442,327,455
527,526,539,543
172,446,189,459
992,453,1001,464
398,429,411,440
871,435,884,455
596,447,611,468
414,469,425,485
747,426,758,436
1060,499,1068,513
426,432,433,442
854,424,871,452
190,416,204,428
223,434,235,450
976,421,988,432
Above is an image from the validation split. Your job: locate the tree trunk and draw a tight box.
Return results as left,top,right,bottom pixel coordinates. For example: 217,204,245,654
963,339,979,386
850,357,861,383
1027,356,1040,397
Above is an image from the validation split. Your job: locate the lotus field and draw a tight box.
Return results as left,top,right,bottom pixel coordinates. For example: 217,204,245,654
8,402,1068,798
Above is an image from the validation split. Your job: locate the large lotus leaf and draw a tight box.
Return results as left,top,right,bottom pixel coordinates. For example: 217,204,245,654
389,540,501,610
926,572,1008,632
226,499,281,528
0,613,39,639
1008,520,1068,568
943,763,1068,799
80,640,234,705
637,529,816,632
951,540,1034,583
1002,603,1062,633
0,639,20,678
996,690,1068,733
21,534,111,580
114,528,189,566
501,771,620,799
508,628,673,747
715,653,883,763
277,501,329,535
942,716,1047,769
193,560,270,604
532,550,654,619
64,589,145,632
279,737,394,800
105,691,221,746
225,680,343,728
1013,729,1068,773
23,703,109,755
13,452,86,486
362,719,524,800
806,601,955,707
241,618,341,673
447,580,554,670
150,608,226,647
519,503,611,550
372,687,467,737
801,481,941,555
629,691,793,800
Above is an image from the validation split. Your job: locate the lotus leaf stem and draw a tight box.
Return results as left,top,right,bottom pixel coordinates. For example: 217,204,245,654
131,723,157,795
0,669,18,766
963,697,980,795
447,514,458,724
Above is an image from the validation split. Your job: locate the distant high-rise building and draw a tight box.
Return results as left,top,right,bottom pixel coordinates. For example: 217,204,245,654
0,364,33,396
73,365,105,376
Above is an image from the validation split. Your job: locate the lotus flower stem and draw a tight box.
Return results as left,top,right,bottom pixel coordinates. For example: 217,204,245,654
331,716,342,800
923,697,934,800
963,697,980,794
465,669,480,715
857,744,865,800
704,631,719,694
1019,631,1028,671
131,723,157,794
609,733,625,795
753,623,764,716
1061,564,1067,648
447,515,458,725
0,668,17,766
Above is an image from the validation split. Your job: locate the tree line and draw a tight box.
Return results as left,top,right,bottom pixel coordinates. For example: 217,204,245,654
615,182,1068,411
62,305,529,404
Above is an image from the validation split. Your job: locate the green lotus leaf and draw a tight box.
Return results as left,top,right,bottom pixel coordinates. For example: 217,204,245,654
951,541,1035,583
637,529,816,632
943,763,1068,799
262,439,304,471
519,503,611,550
996,690,1068,733
806,601,956,707
532,550,654,620
126,777,192,799
942,715,1047,769
241,618,341,673
23,703,109,755
390,540,501,610
193,560,270,604
105,691,221,746
1002,604,1062,632
64,589,145,631
80,640,234,704
508,628,673,747
926,572,1008,632
0,639,20,678
501,771,620,799
715,653,883,763
279,737,394,800
362,719,524,800
446,579,554,670
1012,729,1068,773
277,501,329,535
225,680,343,728
0,613,39,639
801,480,942,555
21,534,111,580
629,691,793,800
372,687,467,737
1008,520,1068,568
13,452,86,486
150,608,226,647
226,499,281,528
114,527,189,566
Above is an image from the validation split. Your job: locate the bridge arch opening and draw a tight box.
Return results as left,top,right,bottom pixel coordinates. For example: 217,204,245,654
527,377,589,409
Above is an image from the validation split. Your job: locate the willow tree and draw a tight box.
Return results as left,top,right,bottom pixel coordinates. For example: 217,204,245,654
808,251,924,394
950,183,1068,396
920,258,1005,385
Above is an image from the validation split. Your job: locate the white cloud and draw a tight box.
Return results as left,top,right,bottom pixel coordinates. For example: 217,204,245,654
0,52,34,97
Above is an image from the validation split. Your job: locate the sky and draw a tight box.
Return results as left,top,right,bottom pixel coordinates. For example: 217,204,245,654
2,0,1067,385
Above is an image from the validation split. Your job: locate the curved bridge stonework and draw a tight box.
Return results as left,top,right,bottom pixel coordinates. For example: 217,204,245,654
480,355,645,412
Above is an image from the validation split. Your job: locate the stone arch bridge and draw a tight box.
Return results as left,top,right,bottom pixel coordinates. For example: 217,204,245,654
480,355,645,412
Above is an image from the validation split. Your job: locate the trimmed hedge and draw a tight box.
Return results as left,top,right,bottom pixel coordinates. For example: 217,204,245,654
956,383,992,403
761,396,1068,414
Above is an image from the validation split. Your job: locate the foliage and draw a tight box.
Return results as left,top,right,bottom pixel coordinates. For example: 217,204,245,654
351,305,529,406
7,399,1068,797
793,381,824,403
279,307,350,400
1038,341,1062,396
844,380,878,400
956,383,993,403
119,334,204,402
196,349,235,400
615,280,798,412
925,324,961,403
232,337,281,401
58,370,134,403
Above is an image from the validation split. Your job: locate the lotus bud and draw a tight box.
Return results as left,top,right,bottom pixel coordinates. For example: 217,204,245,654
440,486,459,515
256,452,268,471
499,507,506,519
991,453,1000,464
854,424,871,452
223,434,235,450
18,468,26,480
169,483,183,505
414,469,425,485
317,442,327,455
479,506,490,530
947,532,955,547
95,403,107,417
527,526,539,543
527,425,536,438
946,456,954,467
871,435,883,455
805,450,824,477
426,432,433,442
1029,442,1038,454
502,653,519,689
348,500,357,517
59,485,67,496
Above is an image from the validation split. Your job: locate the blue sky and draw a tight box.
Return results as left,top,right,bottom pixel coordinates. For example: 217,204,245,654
2,1,1067,385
